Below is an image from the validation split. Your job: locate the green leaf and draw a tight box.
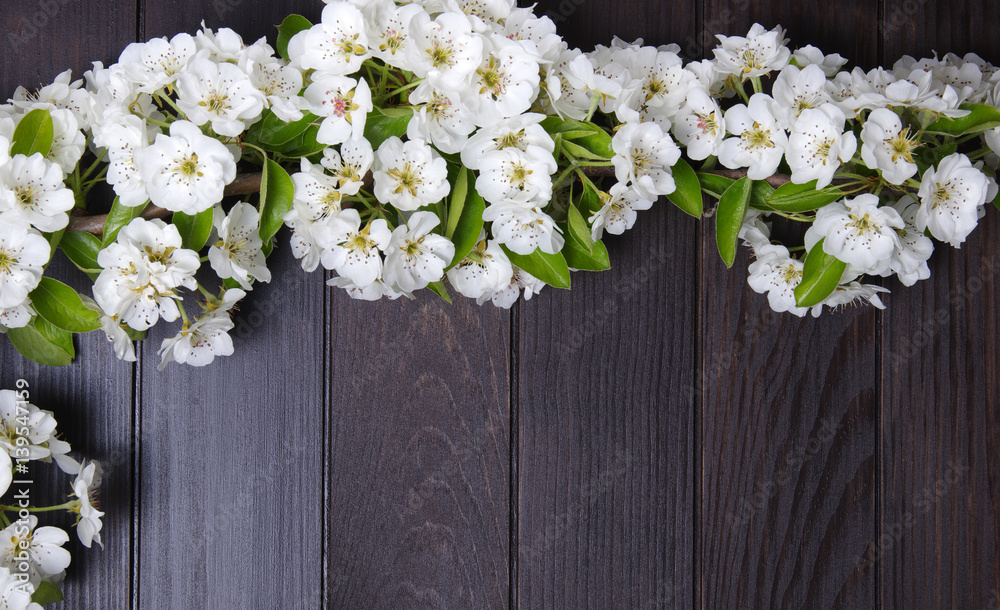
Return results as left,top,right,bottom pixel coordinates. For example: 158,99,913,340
794,237,848,307
565,200,595,254
8,317,74,367
749,180,775,210
363,107,413,150
666,159,703,217
715,176,752,268
697,172,735,199
445,167,470,239
540,116,602,140
444,179,485,272
272,123,327,158
256,110,318,147
10,108,54,158
427,280,452,303
570,130,614,159
258,158,295,245
276,14,312,62
501,246,571,289
29,277,101,333
59,231,103,277
102,198,147,248
173,206,215,251
763,180,844,212
562,235,610,271
924,103,1000,136
560,139,611,161
31,581,63,606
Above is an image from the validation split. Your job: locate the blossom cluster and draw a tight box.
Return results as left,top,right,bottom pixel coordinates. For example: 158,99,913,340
0,2,998,369
0,387,104,609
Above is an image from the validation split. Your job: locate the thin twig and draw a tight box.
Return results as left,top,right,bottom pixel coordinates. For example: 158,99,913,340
68,172,264,235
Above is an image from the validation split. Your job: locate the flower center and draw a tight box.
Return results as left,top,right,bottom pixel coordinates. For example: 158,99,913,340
175,153,202,178
403,239,424,258
932,182,956,208
200,92,230,114
887,128,918,163
381,29,404,55
742,122,774,148
429,42,454,69
477,56,506,99
327,89,358,119
507,163,532,188
696,112,719,135
848,212,876,234
14,187,35,209
780,263,802,285
0,251,13,273
388,163,423,197
337,35,366,58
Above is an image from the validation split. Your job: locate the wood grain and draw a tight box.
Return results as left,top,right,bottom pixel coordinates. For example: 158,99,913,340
0,2,137,606
134,242,326,609
879,5,1000,607
698,2,879,608
325,295,510,608
515,201,698,610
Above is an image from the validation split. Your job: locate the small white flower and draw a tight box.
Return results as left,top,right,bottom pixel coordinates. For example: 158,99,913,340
860,108,919,185
46,108,86,175
589,183,655,240
460,113,554,171
116,33,197,92
175,58,266,137
288,2,369,75
672,87,725,160
407,11,484,92
475,148,556,207
304,75,372,146
808,194,904,273
327,276,408,301
321,138,373,195
0,453,10,499
407,82,476,154
446,238,513,299
157,289,244,369
94,218,200,331
100,314,137,362
0,154,74,232
0,566,34,610
314,208,391,287
92,115,154,207
383,211,455,292
713,23,790,78
245,53,306,122
476,266,545,308
463,35,541,126
770,64,834,130
0,516,71,588
364,0,425,68
483,202,563,255
0,217,49,310
611,121,681,199
792,45,847,78
916,153,991,247
747,242,813,317
819,281,889,313
209,202,271,290
884,195,933,286
134,120,237,215
0,302,32,330
10,68,91,125
0,390,57,462
71,460,104,549
786,103,857,188
718,93,788,180
372,137,450,211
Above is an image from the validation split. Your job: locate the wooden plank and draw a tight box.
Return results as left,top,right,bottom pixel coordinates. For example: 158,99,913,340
515,3,696,607
879,4,1000,607
0,2,137,607
134,243,326,608
516,207,698,607
698,2,879,608
325,296,510,607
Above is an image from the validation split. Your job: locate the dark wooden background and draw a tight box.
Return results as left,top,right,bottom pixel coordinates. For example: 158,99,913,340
0,0,997,608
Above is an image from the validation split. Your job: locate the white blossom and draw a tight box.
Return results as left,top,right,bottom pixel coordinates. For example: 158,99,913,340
611,121,681,198
209,202,271,290
382,211,455,292
482,202,563,255
314,208,391,286
0,154,74,232
807,194,903,273
0,516,71,588
372,137,450,211
288,2,370,75
713,23,790,78
916,153,991,247
446,238,513,299
304,75,372,146
134,120,237,215
860,108,919,185
718,93,788,180
589,183,655,240
157,289,244,369
0,217,49,310
786,103,856,188
175,58,266,137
